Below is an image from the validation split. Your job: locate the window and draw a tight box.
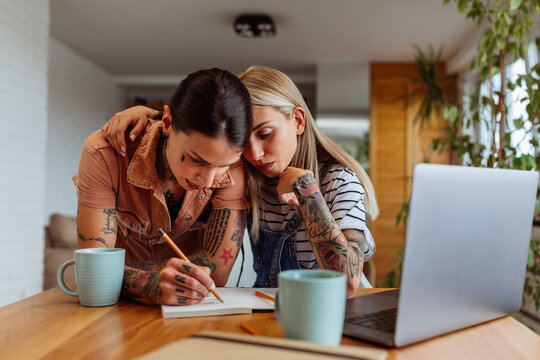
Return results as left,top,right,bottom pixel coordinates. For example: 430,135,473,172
465,41,539,164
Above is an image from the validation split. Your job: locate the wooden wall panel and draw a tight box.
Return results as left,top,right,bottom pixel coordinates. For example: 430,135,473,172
369,63,452,286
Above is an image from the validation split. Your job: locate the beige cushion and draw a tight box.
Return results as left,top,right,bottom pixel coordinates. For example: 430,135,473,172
44,248,76,290
48,213,77,249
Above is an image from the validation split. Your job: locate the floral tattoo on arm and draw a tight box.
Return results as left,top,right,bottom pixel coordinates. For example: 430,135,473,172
292,173,364,281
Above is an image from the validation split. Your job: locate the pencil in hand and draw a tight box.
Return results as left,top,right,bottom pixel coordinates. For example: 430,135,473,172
158,228,224,303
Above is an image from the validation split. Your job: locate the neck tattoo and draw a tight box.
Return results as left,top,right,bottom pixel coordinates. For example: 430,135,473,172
156,134,176,181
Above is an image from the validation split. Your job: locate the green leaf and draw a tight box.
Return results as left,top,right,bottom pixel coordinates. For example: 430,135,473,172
444,105,458,123
523,155,537,169
510,0,523,11
513,118,524,129
528,248,534,268
457,0,469,14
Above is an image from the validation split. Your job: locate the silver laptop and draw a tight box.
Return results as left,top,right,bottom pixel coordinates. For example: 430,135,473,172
343,164,538,347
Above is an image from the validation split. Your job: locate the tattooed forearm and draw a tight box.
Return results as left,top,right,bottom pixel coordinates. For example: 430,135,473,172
345,231,365,278
190,253,217,274
77,229,109,247
100,209,117,235
121,267,161,303
312,242,346,272
219,247,235,264
203,209,230,256
125,260,166,271
292,173,364,284
230,210,247,248
293,174,347,247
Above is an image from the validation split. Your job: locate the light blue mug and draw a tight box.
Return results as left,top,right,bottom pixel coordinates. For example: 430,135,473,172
275,269,347,346
57,248,125,307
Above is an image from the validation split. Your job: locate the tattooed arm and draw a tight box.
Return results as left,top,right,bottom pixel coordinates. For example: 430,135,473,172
190,208,248,286
278,168,365,296
76,202,118,249
77,202,214,305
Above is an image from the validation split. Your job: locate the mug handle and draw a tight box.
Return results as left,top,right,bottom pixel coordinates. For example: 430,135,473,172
57,259,78,297
274,290,281,323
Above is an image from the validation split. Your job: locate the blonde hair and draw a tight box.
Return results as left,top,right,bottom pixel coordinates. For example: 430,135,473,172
238,66,379,240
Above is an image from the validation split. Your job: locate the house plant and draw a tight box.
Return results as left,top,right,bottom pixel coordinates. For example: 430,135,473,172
384,0,540,316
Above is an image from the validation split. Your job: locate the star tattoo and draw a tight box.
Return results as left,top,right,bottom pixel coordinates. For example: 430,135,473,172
219,248,234,264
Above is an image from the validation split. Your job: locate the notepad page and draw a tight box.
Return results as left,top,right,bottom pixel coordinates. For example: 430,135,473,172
161,287,276,319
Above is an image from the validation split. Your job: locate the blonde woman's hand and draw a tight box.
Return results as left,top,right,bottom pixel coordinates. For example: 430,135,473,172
277,167,314,206
101,106,160,157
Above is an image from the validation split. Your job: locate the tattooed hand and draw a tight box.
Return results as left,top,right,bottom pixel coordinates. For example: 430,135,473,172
277,167,313,206
122,258,215,306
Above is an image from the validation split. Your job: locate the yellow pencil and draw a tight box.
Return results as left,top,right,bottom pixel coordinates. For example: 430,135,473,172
158,228,223,303
254,291,275,302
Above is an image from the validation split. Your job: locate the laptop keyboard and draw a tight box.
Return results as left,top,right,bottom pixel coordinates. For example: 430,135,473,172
347,308,397,333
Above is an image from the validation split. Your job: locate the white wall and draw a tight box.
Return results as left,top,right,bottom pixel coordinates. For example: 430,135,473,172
46,38,125,218
0,0,50,306
316,63,370,113
225,229,256,287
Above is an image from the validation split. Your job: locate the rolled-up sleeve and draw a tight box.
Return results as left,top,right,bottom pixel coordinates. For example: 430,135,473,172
210,160,249,211
73,137,116,209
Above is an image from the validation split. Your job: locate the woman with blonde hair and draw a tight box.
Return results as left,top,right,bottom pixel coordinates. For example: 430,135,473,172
103,66,378,295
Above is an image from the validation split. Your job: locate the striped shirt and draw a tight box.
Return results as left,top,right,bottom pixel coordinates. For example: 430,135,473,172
257,160,375,269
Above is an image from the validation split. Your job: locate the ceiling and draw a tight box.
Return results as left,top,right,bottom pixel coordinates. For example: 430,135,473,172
51,0,480,81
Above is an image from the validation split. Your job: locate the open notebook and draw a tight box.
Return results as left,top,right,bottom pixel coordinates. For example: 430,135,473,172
161,287,277,319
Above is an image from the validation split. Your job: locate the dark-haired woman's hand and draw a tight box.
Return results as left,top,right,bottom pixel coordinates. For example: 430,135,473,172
157,258,215,305
101,106,160,157
277,167,314,206
123,257,215,306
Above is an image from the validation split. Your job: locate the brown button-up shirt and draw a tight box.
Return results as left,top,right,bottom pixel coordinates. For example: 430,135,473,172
73,122,248,262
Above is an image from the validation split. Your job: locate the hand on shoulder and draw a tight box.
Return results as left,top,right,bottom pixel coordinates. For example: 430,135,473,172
101,106,160,157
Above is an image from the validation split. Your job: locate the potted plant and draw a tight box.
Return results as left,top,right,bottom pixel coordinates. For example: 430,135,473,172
384,0,540,320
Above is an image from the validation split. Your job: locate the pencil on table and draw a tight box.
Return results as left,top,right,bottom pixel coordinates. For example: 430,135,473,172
158,228,224,303
241,322,264,336
254,291,275,302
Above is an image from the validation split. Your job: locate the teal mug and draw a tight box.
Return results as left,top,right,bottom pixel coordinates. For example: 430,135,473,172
275,269,347,346
57,248,125,307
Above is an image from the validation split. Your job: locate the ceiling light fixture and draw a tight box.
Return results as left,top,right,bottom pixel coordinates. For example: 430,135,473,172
234,14,276,38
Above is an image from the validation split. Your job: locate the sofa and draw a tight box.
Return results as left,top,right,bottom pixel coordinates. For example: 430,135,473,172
44,214,77,290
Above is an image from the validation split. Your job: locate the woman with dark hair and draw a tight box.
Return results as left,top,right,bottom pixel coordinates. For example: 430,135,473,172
75,68,252,306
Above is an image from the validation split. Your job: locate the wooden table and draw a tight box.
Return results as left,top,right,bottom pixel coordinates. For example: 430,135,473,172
1,287,539,359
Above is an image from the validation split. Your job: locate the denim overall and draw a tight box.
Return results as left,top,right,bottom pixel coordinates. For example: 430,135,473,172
250,161,335,287
250,212,303,287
